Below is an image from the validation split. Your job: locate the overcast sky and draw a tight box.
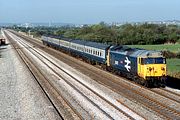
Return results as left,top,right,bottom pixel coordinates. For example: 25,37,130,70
0,0,179,24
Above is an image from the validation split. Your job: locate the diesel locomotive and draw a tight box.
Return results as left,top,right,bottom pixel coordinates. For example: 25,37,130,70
41,35,167,87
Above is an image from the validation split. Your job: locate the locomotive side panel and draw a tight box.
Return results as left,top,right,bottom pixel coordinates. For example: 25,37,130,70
109,51,138,74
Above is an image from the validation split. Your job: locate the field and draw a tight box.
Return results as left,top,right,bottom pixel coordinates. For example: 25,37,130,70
128,44,180,53
128,44,180,78
166,59,180,77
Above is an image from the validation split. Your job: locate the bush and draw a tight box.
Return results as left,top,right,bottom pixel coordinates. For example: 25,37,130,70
162,50,177,58
176,52,180,58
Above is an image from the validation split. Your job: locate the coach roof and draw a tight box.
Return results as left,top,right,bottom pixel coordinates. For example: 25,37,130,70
42,35,110,49
85,41,110,50
70,39,87,45
42,35,72,42
70,39,110,50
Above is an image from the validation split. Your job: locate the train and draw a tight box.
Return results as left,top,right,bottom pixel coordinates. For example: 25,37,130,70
0,37,6,45
41,35,167,87
0,30,6,45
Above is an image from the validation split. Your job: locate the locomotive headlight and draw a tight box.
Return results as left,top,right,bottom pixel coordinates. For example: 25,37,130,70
161,67,165,71
149,67,152,71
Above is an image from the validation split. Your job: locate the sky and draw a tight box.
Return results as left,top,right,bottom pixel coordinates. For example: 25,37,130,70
0,0,180,24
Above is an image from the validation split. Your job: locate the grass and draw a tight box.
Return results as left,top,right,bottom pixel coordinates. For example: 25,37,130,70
128,44,180,53
167,58,180,73
128,44,180,78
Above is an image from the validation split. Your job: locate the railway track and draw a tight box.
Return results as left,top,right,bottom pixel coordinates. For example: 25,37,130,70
5,30,145,119
8,30,180,120
151,88,180,103
4,33,64,119
5,31,81,120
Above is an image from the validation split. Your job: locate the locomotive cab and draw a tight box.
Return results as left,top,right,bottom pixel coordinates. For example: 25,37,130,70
137,51,167,86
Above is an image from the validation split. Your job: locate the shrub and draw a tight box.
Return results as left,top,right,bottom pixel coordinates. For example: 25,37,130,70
162,50,176,58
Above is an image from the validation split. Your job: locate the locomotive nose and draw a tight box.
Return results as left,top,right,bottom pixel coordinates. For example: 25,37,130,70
146,65,166,77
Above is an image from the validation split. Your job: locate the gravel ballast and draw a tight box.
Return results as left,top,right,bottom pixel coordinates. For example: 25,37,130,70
0,40,61,119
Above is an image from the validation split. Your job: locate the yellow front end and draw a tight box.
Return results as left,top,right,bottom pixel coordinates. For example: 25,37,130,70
138,57,166,80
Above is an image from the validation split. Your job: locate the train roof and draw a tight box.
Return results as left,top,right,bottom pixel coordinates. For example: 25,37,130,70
85,41,110,50
135,50,163,58
70,39,87,45
42,35,72,42
71,39,110,50
42,34,62,39
110,45,163,58
43,35,110,50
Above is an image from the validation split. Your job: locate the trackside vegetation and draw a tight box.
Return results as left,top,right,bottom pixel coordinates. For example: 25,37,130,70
10,22,180,45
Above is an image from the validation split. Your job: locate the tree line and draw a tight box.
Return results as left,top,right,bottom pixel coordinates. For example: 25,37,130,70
11,22,180,45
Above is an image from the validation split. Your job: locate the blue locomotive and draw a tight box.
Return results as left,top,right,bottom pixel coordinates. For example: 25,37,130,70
42,35,167,87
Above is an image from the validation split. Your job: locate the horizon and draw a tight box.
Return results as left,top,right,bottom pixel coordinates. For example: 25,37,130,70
1,19,180,25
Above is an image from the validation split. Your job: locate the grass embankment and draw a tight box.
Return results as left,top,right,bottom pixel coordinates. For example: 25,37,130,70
128,44,180,78
128,44,180,53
